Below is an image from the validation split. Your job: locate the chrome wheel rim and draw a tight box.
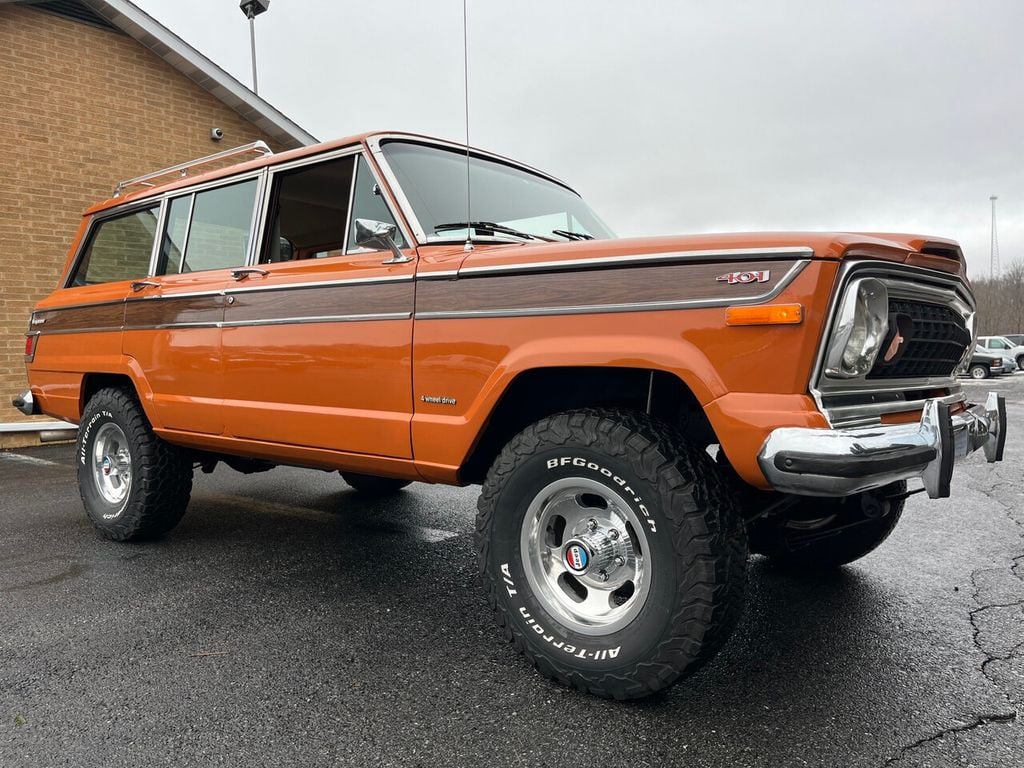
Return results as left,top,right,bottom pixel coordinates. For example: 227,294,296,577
520,477,652,636
92,423,132,514
971,366,987,379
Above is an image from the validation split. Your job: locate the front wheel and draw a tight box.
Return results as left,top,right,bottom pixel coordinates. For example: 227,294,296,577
969,364,990,380
476,409,747,699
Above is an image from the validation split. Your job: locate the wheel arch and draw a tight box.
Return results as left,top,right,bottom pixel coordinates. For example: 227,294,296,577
458,366,714,484
80,360,159,427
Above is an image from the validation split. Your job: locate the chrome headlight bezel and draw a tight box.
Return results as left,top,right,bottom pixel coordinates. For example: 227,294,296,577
824,277,890,379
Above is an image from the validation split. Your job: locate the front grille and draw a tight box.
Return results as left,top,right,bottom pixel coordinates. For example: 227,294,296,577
867,299,970,379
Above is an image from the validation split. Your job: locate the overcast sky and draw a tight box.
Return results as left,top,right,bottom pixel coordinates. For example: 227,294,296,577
133,0,1022,279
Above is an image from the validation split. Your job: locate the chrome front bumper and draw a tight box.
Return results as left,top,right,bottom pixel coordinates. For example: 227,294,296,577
759,393,1007,499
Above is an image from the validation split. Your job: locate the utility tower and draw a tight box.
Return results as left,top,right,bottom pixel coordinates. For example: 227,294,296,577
990,195,1000,277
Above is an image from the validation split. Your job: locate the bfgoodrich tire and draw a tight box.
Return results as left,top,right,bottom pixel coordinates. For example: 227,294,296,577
340,472,411,495
476,409,747,699
77,387,193,541
747,483,905,570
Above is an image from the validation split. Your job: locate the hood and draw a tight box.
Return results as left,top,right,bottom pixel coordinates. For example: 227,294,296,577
442,231,966,278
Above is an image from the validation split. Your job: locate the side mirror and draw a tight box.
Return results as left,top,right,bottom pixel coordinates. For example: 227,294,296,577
354,218,409,264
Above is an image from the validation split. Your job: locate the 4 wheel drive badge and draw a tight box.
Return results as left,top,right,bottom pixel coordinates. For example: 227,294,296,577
564,542,589,573
716,269,770,285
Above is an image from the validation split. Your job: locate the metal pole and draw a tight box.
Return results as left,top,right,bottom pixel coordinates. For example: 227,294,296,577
990,195,999,278
248,12,259,94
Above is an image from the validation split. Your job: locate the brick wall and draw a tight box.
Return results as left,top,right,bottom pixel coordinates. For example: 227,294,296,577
0,5,286,441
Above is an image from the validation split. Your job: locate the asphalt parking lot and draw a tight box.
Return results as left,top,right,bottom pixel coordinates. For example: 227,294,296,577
2,376,1023,768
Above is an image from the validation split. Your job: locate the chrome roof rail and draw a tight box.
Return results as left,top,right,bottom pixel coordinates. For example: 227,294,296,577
113,141,273,196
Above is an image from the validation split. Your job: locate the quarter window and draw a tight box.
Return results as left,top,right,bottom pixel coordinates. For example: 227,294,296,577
70,206,159,286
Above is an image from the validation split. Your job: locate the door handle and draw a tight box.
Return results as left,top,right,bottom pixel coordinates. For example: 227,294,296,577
130,280,159,291
231,268,269,281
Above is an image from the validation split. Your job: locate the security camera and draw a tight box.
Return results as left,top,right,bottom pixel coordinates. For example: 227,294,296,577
211,128,224,141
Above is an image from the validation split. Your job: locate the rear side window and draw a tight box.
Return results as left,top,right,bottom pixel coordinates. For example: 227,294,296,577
157,179,258,274
70,206,159,286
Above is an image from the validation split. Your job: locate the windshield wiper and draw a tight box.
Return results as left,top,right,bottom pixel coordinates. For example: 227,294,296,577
434,221,541,241
552,229,594,241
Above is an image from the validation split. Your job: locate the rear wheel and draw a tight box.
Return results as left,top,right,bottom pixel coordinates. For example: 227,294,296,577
747,483,905,570
77,387,192,541
1017,355,1024,371
476,409,747,699
340,472,411,496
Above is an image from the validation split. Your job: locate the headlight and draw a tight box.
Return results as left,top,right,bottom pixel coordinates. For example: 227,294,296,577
824,278,890,378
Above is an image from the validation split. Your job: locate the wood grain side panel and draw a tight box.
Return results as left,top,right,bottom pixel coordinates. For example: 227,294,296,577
124,295,225,328
415,260,797,315
226,281,413,323
34,302,124,333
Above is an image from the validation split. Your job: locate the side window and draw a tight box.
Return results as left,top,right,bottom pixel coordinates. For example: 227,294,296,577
157,179,258,275
159,195,190,275
347,155,405,251
260,155,355,263
70,206,159,286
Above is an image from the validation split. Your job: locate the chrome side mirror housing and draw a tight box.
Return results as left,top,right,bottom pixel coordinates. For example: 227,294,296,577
354,218,409,264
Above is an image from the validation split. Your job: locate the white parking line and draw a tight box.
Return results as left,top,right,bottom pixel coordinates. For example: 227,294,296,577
0,452,62,468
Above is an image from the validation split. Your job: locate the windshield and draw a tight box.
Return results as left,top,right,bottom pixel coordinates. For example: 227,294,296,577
379,141,614,242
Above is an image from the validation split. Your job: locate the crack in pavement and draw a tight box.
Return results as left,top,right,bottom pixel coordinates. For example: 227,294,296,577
883,712,1018,766
883,475,1024,766
969,593,1024,677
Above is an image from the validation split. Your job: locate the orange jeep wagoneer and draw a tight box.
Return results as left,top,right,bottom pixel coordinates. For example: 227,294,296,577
14,133,1007,699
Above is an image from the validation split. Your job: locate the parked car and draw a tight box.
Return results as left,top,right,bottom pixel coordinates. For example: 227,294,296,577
978,335,1024,370
13,132,1008,700
1002,333,1024,347
966,347,1006,379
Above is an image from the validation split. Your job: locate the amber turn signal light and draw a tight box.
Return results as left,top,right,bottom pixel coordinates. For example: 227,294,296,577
726,304,803,326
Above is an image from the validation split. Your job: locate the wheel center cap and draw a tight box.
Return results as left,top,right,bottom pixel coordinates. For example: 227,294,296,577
563,540,592,574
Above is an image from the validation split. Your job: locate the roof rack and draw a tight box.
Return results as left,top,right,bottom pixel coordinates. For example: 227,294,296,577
113,141,273,196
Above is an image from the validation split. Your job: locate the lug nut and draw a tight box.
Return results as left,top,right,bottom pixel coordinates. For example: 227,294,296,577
608,529,619,540
613,556,624,567
597,570,609,582
587,518,598,531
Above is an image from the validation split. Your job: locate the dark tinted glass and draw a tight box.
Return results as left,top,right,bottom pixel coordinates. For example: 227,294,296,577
261,155,356,263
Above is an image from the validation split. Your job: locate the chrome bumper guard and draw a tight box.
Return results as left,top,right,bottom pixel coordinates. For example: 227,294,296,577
759,393,1007,499
11,390,38,417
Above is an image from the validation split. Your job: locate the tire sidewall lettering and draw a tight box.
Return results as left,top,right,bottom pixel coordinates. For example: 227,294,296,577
545,455,656,534
78,409,113,466
490,448,677,668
